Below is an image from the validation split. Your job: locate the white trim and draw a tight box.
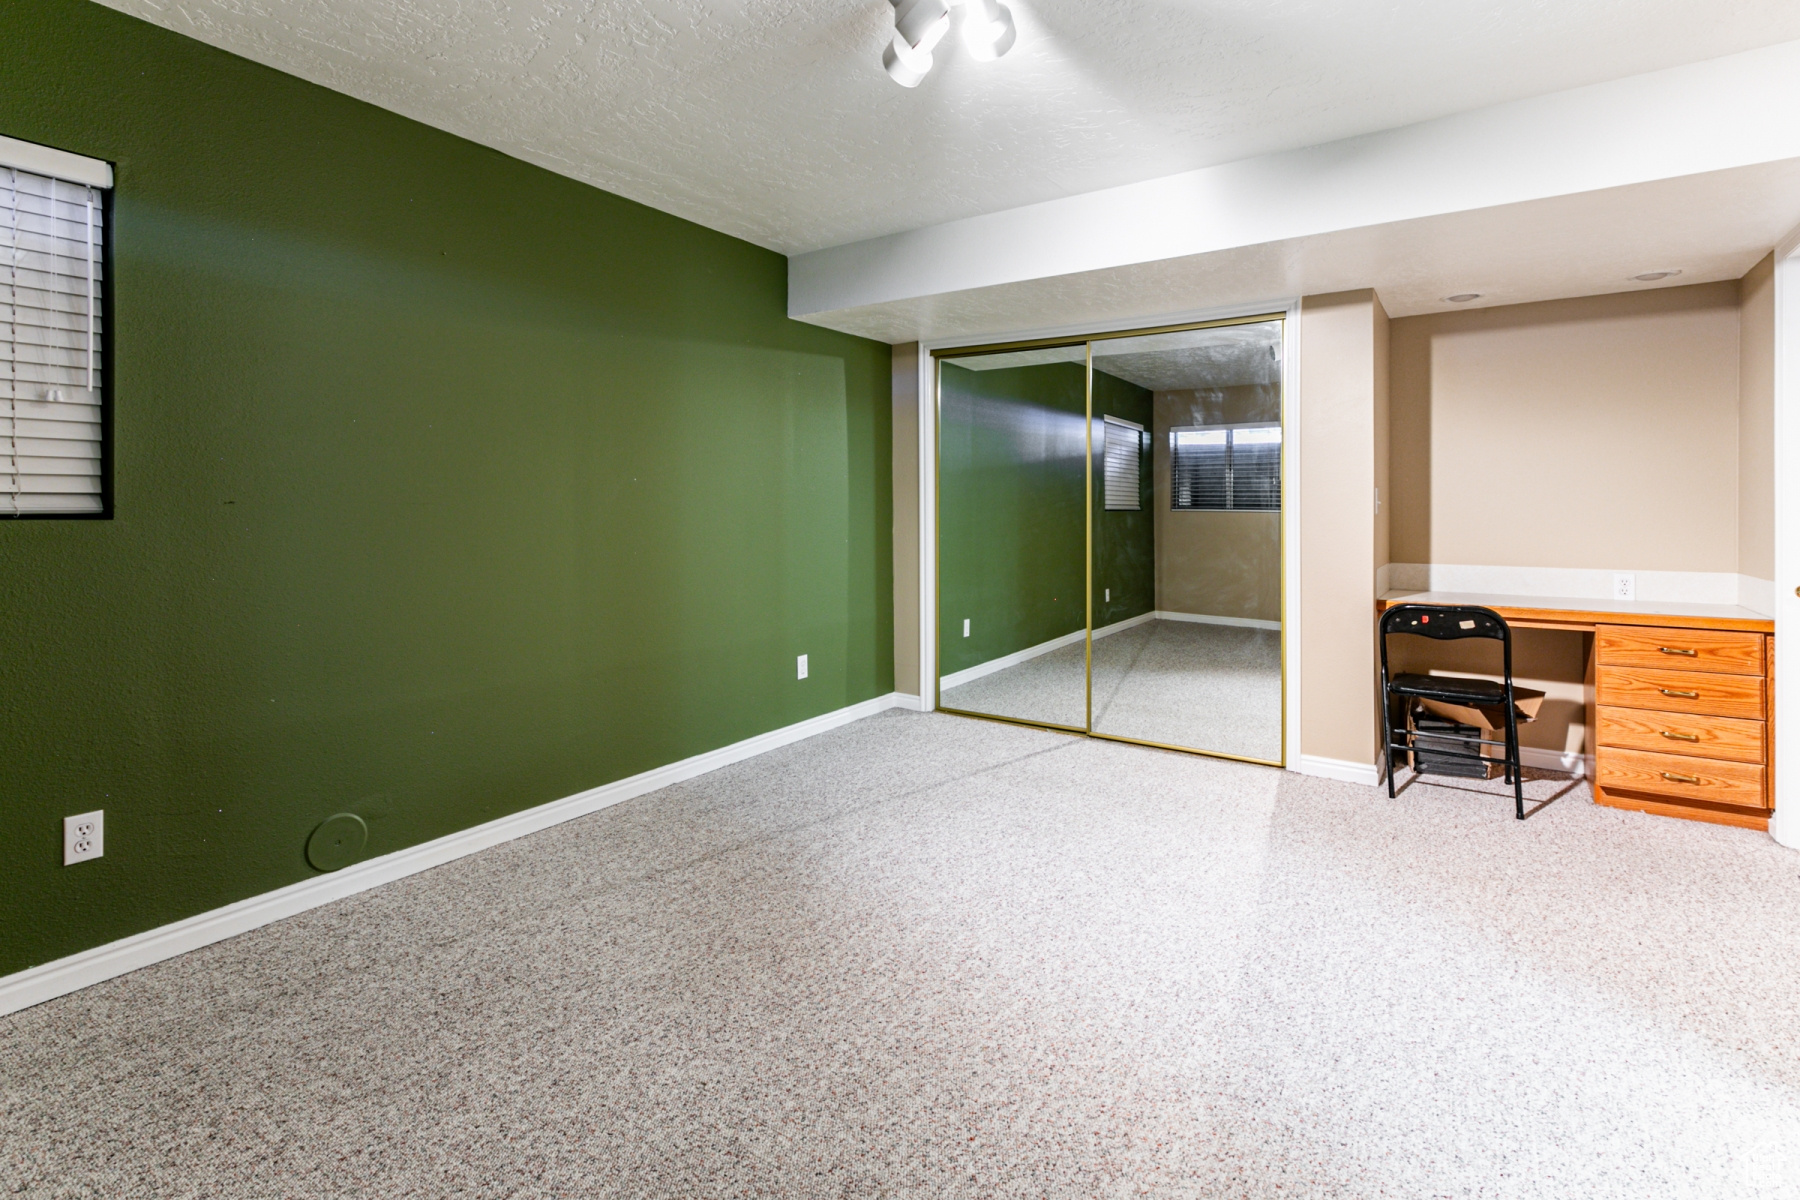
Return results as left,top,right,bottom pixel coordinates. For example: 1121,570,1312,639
1155,610,1281,632
0,692,914,1018
1772,227,1800,848
1520,747,1592,777
0,134,112,188
918,344,936,708
941,608,1290,692
1297,754,1380,786
939,628,1087,690
1299,749,1585,786
1383,563,1767,612
888,693,925,711
1094,611,1158,639
1282,298,1302,768
937,609,1281,692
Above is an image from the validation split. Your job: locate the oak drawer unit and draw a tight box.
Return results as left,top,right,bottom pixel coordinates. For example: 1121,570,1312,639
1594,665,1764,719
1593,623,1773,829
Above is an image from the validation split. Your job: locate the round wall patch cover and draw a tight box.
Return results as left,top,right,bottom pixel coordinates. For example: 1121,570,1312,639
306,813,368,872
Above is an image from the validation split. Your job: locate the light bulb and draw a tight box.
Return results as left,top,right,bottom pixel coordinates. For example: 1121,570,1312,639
884,0,951,86
883,33,934,87
960,0,1015,61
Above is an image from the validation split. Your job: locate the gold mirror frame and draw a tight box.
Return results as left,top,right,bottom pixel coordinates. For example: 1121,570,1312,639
932,312,1288,767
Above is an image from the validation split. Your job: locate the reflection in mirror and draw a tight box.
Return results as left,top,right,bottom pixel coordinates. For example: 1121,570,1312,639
1089,320,1284,761
937,343,1090,729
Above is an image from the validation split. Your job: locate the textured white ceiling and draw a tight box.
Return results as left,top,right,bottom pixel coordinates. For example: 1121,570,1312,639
93,0,1800,255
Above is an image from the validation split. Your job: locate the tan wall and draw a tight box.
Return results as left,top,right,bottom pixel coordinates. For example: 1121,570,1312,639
1740,255,1777,582
1299,291,1387,767
1374,295,1391,576
1388,283,1742,570
1152,385,1281,621
892,342,921,697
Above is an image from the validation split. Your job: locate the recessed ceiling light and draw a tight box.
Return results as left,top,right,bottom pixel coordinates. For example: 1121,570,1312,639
1445,293,1481,303
1631,270,1682,282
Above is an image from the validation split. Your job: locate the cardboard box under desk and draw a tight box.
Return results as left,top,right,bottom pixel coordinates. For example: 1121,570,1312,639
1414,686,1545,759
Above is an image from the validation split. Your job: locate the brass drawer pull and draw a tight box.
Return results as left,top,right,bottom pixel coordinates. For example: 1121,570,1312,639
1658,646,1698,656
1660,730,1700,742
1661,771,1702,784
1659,688,1700,698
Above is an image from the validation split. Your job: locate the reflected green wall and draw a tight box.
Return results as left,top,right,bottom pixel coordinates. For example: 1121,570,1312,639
936,361,1153,678
0,0,892,976
938,361,1086,676
1091,371,1155,628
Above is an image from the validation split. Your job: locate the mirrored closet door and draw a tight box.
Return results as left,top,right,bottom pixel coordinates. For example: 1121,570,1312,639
935,315,1286,766
936,342,1090,731
1089,320,1285,762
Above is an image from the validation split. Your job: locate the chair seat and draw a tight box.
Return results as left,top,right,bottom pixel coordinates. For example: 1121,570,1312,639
1388,673,1508,704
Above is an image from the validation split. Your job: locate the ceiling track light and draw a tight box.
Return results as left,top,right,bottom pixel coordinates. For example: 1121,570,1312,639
883,0,1015,87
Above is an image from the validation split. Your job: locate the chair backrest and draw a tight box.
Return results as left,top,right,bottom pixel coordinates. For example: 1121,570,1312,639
1380,604,1509,643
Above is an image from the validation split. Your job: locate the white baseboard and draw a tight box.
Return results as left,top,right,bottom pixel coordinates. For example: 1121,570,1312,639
1155,610,1281,631
1295,754,1381,786
1298,748,1586,789
888,693,925,711
0,692,913,1018
1384,563,1760,608
1519,746,1592,776
1095,611,1157,639
939,629,1086,690
938,612,1160,692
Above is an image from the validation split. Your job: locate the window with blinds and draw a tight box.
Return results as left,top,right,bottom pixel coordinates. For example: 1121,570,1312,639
1171,424,1281,512
1102,416,1142,511
3,162,106,516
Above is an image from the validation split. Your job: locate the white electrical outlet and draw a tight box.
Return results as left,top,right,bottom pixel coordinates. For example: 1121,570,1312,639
1612,573,1636,601
1105,588,1110,602
797,654,808,680
64,810,104,865
963,619,971,637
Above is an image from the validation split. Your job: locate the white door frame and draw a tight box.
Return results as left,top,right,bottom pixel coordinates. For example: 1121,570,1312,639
1771,228,1800,847
914,297,1304,768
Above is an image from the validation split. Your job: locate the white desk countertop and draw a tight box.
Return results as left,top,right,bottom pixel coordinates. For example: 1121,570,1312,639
1378,590,1774,623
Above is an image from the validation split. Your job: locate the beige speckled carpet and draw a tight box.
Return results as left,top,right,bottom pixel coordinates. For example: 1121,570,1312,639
5,710,1800,1198
939,619,1282,759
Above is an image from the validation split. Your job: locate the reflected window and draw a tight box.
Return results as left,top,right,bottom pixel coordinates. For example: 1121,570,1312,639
1171,424,1280,512
1102,416,1143,511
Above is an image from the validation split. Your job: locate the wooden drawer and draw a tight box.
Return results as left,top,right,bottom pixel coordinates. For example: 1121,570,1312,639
1595,666,1765,719
1596,746,1766,808
1596,625,1764,675
1595,705,1764,764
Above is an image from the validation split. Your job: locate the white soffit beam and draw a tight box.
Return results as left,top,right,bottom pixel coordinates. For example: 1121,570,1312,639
794,158,1800,342
790,38,1800,326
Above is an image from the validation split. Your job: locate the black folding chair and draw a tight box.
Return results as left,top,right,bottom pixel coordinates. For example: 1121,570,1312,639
1378,604,1525,819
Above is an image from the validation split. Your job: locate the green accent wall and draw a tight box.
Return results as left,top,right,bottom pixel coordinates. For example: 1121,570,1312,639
936,360,1153,679
0,0,892,976
1091,371,1155,628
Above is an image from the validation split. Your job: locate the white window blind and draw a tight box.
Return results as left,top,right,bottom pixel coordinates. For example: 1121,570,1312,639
1102,415,1142,511
1171,424,1280,512
3,165,105,515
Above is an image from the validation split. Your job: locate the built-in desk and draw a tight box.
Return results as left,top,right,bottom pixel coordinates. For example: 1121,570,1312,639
1378,590,1776,830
